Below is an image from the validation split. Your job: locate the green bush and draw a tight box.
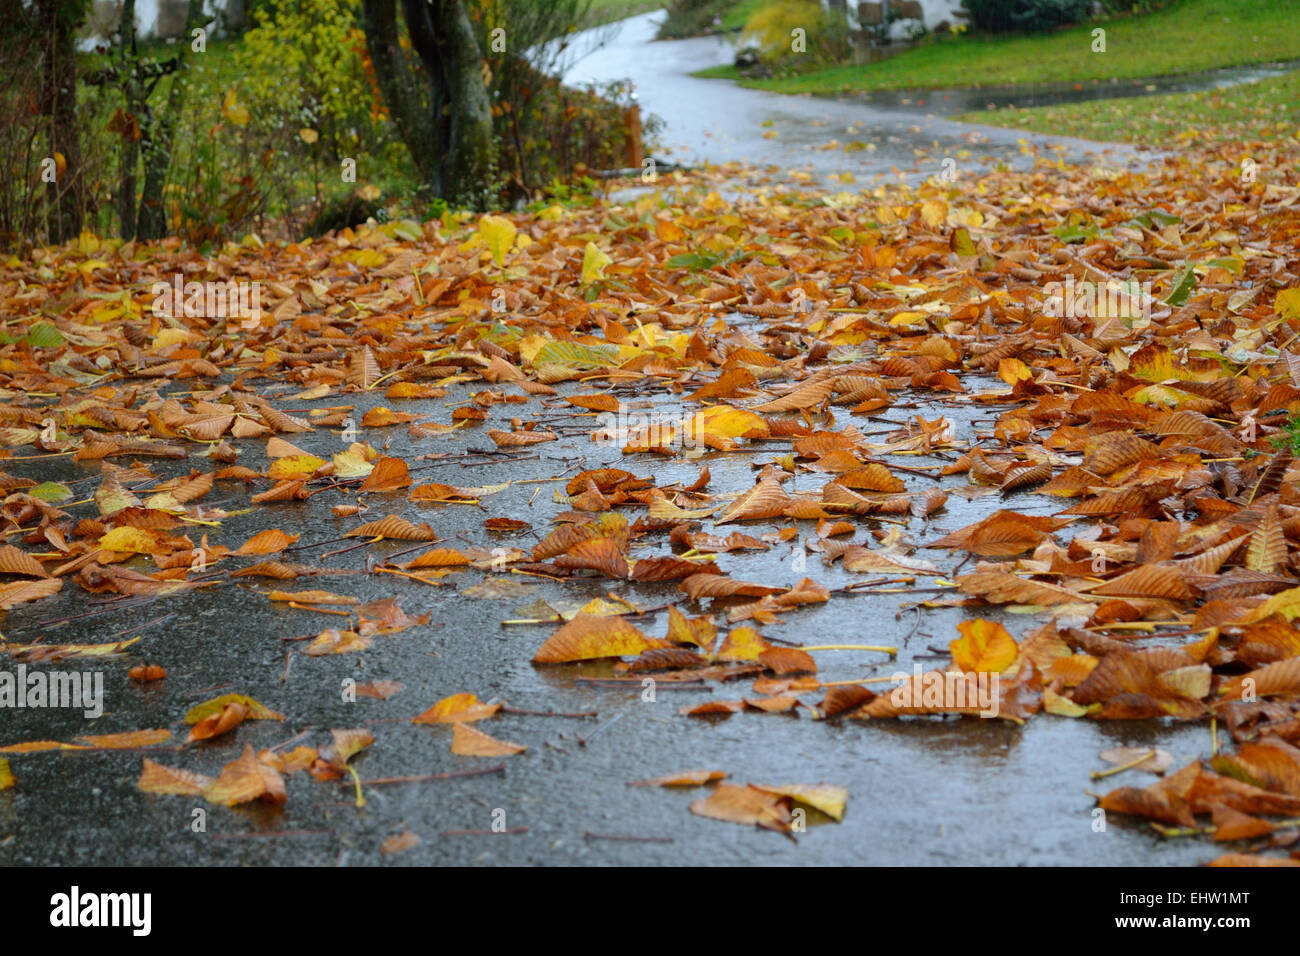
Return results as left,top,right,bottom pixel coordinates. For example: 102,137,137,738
234,0,388,167
961,0,1092,32
740,1,851,66
658,0,733,39
472,1,646,201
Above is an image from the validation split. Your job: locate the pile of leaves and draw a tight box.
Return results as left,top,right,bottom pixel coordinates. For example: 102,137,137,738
2,131,1300,862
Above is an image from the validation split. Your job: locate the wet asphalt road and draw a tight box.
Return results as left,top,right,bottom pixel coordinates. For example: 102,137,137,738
563,12,1149,184
0,378,1214,866
0,13,1220,867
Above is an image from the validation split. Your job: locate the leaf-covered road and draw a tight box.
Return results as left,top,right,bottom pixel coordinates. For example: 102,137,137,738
2,110,1300,864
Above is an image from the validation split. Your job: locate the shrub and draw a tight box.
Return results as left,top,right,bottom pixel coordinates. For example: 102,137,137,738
741,0,852,66
234,0,387,169
472,1,648,201
658,0,733,39
961,0,1092,32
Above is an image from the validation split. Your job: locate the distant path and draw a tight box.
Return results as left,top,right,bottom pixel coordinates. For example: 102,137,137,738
564,12,1149,183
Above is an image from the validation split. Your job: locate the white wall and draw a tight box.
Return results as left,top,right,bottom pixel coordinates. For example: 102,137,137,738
827,0,969,35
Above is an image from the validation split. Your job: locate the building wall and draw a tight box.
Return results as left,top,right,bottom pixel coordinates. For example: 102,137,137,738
828,0,969,35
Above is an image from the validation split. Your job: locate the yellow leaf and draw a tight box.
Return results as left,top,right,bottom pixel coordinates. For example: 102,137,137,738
684,405,770,448
332,449,374,479
97,526,158,554
412,692,501,724
998,357,1032,384
920,200,948,228
950,618,1018,674
299,128,319,144
752,782,848,821
477,214,517,267
1275,288,1300,322
267,454,325,480
221,87,250,126
582,241,612,284
152,327,198,349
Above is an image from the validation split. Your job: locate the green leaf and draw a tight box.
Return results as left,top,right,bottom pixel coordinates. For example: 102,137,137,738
185,694,284,724
25,321,64,348
532,340,619,369
1164,262,1196,307
1051,223,1097,244
28,481,72,503
1126,210,1181,229
950,226,977,257
666,252,715,270
581,241,612,285
1205,256,1244,277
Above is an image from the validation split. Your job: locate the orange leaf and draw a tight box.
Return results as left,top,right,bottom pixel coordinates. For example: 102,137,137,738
532,613,668,664
413,692,501,724
450,722,526,757
950,619,1019,674
235,529,300,555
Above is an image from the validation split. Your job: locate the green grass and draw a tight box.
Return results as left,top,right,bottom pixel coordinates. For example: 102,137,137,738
956,68,1300,146
695,0,1300,93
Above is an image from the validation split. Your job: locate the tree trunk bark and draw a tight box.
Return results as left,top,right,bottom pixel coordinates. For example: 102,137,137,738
363,0,443,194
362,0,493,208
40,0,84,244
118,0,140,240
136,0,203,239
434,0,493,208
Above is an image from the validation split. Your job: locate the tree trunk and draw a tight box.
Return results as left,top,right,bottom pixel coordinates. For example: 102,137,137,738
117,0,140,239
434,0,493,207
362,0,442,194
136,0,203,239
362,0,494,209
40,0,85,244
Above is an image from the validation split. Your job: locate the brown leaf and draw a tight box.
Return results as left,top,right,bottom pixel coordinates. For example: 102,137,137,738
358,456,411,492
137,759,214,796
346,516,437,540
203,745,288,806
627,769,728,787
532,613,669,664
450,721,526,757
688,783,792,832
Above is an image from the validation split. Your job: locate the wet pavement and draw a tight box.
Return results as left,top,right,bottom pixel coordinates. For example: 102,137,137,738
0,378,1215,866
563,12,1152,185
0,13,1221,868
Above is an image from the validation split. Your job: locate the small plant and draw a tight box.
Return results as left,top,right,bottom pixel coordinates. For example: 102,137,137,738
1270,414,1300,457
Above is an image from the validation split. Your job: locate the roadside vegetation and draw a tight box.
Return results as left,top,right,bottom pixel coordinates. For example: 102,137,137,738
696,0,1300,93
959,68,1300,146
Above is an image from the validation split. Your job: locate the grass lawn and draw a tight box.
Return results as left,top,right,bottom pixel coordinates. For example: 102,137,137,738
695,0,1300,93
956,68,1300,147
